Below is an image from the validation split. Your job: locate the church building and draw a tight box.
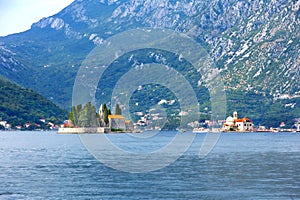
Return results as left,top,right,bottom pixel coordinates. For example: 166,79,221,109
223,111,254,132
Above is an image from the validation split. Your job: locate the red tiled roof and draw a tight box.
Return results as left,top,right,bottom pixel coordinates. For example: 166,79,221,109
234,119,244,122
234,118,253,123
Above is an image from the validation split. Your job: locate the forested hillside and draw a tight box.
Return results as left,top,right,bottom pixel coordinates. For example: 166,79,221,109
0,76,67,128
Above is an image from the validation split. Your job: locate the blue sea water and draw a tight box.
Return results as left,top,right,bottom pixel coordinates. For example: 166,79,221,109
0,131,299,200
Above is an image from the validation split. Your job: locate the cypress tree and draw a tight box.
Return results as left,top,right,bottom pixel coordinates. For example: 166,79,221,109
104,108,109,126
103,104,109,126
90,103,99,127
115,104,122,115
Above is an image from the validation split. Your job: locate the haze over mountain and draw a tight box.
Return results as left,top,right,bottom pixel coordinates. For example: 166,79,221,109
0,0,299,127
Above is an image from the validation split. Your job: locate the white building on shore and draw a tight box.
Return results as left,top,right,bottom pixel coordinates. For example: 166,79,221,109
223,111,254,132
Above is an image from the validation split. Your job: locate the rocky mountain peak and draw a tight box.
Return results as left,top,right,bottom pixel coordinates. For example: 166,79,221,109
0,0,299,126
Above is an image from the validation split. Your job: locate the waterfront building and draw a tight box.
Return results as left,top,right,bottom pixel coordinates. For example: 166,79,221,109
235,118,254,131
125,120,134,132
108,115,126,130
223,111,254,132
0,121,7,127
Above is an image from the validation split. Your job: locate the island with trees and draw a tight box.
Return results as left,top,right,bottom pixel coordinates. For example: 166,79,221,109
58,102,135,134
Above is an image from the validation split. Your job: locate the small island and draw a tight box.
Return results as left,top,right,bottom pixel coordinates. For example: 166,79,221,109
58,102,135,134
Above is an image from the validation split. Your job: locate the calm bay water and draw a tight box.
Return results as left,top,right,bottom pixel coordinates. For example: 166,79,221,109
0,131,299,199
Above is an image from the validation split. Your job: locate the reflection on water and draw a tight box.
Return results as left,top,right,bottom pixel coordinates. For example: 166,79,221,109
0,131,299,199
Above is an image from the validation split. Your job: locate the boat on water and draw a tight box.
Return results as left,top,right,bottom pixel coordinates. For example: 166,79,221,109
192,127,209,133
296,124,300,132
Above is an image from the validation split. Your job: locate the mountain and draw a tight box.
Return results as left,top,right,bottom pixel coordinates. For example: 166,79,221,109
0,76,67,128
0,0,299,127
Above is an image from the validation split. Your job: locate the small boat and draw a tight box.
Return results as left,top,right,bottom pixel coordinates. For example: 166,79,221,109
193,127,208,133
179,129,187,133
296,124,300,132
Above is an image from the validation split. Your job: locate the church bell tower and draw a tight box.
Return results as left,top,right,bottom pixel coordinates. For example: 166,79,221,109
233,111,238,120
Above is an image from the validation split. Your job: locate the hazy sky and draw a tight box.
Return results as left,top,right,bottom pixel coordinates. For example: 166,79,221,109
0,0,74,36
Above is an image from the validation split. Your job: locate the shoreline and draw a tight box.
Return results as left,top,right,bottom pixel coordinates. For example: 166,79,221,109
57,127,111,134
57,127,142,134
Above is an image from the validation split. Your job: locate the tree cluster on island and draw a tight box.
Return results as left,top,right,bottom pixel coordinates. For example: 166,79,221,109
67,102,122,128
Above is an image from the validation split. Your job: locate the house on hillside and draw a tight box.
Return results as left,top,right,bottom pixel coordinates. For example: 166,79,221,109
0,121,11,130
0,121,7,127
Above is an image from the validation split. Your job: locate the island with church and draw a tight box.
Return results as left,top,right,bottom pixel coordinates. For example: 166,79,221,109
58,102,135,134
58,102,299,134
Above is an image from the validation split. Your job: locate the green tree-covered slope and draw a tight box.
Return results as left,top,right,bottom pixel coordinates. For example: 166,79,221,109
0,0,298,128
0,76,67,128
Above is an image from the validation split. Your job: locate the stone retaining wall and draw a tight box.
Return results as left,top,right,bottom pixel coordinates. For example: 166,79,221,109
58,127,110,134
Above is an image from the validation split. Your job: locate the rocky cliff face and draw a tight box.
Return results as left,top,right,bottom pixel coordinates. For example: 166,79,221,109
0,0,299,124
0,45,27,75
